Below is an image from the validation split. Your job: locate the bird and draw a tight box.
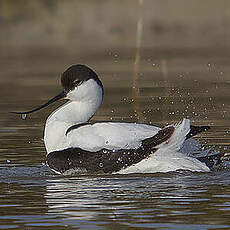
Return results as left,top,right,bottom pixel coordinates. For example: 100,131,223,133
12,64,223,175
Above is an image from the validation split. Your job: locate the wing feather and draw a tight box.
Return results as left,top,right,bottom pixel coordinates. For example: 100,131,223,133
67,122,161,151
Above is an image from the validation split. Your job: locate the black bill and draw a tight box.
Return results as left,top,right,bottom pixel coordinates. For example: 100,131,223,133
11,91,66,115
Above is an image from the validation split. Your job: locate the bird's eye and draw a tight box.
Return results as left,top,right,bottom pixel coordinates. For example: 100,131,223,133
74,80,82,86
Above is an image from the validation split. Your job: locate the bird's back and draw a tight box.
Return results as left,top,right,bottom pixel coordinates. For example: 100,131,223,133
66,122,161,152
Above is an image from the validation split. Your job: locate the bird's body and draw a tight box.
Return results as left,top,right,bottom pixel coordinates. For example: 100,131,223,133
13,64,223,175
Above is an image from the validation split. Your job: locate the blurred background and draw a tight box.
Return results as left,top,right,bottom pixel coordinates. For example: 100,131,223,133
1,0,230,90
0,0,230,91
0,0,229,48
0,0,230,163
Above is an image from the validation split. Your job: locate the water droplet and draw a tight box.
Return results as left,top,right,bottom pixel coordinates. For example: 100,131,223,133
21,114,27,120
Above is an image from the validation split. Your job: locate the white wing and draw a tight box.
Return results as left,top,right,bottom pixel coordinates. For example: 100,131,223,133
67,122,161,151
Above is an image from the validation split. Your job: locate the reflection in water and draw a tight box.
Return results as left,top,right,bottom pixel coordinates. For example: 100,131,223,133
43,173,230,228
0,168,230,228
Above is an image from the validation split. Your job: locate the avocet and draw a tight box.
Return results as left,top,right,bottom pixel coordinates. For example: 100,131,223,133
12,64,223,174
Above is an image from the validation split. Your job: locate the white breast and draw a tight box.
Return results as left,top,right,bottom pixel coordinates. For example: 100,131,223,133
44,78,104,154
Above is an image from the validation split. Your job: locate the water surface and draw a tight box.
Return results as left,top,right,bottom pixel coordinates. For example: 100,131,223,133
0,47,230,229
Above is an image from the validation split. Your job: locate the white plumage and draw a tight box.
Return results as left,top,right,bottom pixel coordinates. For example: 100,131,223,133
67,122,161,152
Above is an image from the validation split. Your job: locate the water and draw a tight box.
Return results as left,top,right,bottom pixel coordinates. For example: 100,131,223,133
1,47,230,229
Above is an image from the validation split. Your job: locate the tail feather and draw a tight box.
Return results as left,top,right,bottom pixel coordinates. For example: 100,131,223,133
186,125,210,139
142,119,223,170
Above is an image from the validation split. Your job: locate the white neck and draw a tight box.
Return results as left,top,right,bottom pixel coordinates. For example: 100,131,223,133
44,79,103,154
44,100,101,154
47,99,100,125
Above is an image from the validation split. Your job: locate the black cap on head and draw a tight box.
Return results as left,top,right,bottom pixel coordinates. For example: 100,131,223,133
10,64,103,116
61,64,103,93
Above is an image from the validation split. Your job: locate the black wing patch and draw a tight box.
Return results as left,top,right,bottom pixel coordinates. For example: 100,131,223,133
142,126,175,147
47,126,175,174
